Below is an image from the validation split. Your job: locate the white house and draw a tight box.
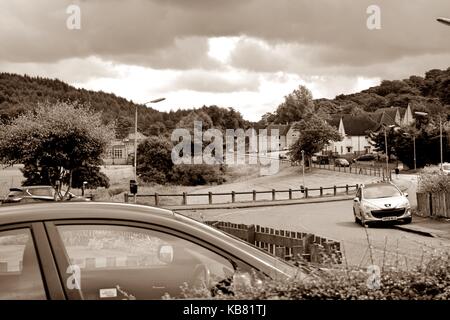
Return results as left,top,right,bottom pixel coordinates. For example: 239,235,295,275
325,115,379,156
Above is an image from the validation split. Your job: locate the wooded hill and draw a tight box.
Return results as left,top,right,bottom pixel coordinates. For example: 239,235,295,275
0,73,249,138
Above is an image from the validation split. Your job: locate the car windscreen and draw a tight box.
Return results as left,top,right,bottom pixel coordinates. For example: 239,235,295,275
364,185,402,199
27,187,54,197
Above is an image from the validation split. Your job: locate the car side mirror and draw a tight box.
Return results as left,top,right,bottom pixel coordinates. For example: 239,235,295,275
158,244,174,264
353,197,359,203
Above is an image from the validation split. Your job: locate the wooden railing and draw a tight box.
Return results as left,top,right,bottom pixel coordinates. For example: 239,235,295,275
123,184,360,206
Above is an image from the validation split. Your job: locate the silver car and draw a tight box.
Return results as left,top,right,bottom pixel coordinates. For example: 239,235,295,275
353,182,412,226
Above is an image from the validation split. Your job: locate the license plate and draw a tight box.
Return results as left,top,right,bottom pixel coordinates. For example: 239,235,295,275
382,216,398,221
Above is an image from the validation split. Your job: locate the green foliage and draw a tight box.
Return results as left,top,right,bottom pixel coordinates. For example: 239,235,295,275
171,164,226,186
0,101,113,191
368,120,449,169
418,166,450,193
136,137,174,184
274,85,315,124
136,136,227,185
289,115,342,162
0,73,249,138
176,254,450,300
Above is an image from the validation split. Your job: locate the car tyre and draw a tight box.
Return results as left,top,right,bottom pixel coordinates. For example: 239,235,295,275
403,217,412,224
353,208,361,225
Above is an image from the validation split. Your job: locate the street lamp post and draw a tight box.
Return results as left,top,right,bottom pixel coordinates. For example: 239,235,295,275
134,97,166,181
382,124,395,181
301,150,305,188
437,17,450,26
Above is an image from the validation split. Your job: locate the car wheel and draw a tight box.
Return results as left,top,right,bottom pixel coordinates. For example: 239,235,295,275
403,217,412,224
353,208,360,224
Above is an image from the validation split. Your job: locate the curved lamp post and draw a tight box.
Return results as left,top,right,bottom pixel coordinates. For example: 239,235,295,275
437,17,450,26
134,98,166,181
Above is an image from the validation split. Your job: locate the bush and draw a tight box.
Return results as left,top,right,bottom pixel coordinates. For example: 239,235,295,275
137,137,174,184
418,165,450,193
172,253,450,300
171,164,226,186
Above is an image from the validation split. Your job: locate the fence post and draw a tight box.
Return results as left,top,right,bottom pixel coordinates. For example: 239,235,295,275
320,187,323,197
305,187,309,199
253,190,256,201
247,224,256,244
232,191,236,203
288,188,292,200
124,193,129,203
345,184,349,195
208,192,213,204
154,193,159,206
334,185,337,196
182,192,187,205
272,189,276,201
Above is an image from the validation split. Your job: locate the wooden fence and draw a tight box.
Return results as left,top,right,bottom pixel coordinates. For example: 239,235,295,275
205,221,342,264
417,192,450,218
311,162,392,179
123,184,360,206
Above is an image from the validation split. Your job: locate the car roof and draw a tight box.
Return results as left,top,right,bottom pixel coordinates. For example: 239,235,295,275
0,202,174,225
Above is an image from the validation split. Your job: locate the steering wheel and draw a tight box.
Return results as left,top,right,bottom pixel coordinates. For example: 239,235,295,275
191,264,211,290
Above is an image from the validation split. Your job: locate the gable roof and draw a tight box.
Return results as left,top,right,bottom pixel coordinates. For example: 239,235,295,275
265,124,291,136
328,114,379,136
375,107,399,121
367,111,396,127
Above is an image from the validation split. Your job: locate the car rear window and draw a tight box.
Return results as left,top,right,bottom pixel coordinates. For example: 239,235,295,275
364,185,402,199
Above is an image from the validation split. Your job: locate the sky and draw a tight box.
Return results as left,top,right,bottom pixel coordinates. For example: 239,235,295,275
0,0,449,121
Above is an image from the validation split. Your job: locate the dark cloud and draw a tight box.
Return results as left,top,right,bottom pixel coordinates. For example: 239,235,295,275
1,0,449,69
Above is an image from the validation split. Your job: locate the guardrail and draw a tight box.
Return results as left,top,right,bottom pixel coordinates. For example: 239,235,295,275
123,183,359,206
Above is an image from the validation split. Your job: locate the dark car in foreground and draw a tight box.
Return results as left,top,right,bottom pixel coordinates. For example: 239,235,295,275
353,182,412,226
1,186,90,206
0,202,304,300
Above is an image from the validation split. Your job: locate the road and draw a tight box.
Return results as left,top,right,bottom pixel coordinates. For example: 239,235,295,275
184,199,450,269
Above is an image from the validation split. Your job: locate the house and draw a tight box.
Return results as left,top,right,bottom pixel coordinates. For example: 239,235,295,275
369,104,414,127
325,115,379,156
103,131,148,165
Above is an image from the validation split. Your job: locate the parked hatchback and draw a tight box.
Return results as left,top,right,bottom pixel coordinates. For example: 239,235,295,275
1,186,56,205
353,182,411,226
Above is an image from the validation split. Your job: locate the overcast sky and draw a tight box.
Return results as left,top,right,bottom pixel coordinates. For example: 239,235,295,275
1,0,449,121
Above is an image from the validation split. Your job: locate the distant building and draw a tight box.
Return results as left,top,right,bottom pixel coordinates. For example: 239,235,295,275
103,131,148,165
326,115,379,156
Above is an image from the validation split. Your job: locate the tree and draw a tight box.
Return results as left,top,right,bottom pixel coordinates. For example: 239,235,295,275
275,85,315,123
136,137,174,184
288,115,342,164
0,101,113,197
368,120,450,169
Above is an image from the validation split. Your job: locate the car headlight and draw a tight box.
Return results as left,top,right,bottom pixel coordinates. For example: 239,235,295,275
362,202,379,212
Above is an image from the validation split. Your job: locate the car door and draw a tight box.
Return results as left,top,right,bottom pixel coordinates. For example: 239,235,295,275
44,220,245,300
0,223,63,300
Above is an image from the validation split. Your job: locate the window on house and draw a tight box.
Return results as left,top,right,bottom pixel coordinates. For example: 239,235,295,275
346,147,352,153
113,149,123,159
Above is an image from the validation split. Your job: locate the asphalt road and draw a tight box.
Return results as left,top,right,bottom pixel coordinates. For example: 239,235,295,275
185,200,450,269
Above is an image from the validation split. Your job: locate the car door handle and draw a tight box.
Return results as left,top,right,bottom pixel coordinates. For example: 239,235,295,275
152,286,166,289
